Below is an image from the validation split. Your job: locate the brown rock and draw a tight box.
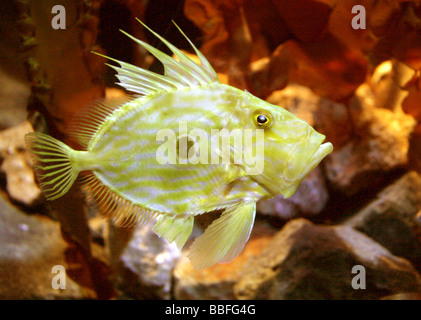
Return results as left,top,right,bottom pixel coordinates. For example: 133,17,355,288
344,171,421,263
267,84,352,148
286,36,367,101
0,2,31,130
325,82,416,195
270,0,332,43
173,220,277,299
257,167,329,219
0,121,42,207
107,221,181,299
416,210,421,228
234,219,421,300
371,4,421,70
0,121,32,154
247,56,287,99
381,292,421,300
0,192,95,299
370,60,415,112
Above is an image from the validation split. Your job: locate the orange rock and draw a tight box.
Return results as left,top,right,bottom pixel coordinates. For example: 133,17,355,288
173,220,277,299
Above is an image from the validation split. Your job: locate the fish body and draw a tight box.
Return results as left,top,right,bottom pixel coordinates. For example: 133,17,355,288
25,20,333,269
82,84,251,215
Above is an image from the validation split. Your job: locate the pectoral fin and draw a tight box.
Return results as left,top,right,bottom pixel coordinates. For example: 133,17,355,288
188,201,256,269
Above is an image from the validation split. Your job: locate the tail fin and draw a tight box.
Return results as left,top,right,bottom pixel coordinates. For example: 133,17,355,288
25,132,79,201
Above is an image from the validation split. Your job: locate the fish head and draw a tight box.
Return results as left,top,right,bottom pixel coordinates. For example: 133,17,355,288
238,91,333,199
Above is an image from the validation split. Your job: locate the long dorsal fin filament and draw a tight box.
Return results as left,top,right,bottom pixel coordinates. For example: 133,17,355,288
92,20,218,97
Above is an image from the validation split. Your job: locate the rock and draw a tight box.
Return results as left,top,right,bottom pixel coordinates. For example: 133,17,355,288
0,191,95,299
0,71,29,130
416,210,421,228
107,222,181,299
0,0,30,131
266,85,318,126
325,83,416,195
0,121,42,207
284,37,367,101
88,215,107,244
257,167,329,219
381,292,421,300
234,219,421,300
257,195,297,220
344,171,421,264
1,152,42,207
370,60,414,112
0,121,32,152
173,220,277,300
247,55,288,99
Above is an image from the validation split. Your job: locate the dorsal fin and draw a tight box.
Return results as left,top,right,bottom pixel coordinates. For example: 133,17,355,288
66,96,134,149
93,20,218,96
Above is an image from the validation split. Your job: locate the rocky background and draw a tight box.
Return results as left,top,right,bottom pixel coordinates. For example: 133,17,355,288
1,0,421,299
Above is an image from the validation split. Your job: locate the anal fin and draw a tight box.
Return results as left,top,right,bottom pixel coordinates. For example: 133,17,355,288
153,214,194,249
81,171,159,227
188,201,256,270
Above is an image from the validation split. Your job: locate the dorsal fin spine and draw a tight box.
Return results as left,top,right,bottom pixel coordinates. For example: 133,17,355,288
136,19,213,85
111,60,180,89
120,30,196,87
171,21,218,82
91,21,218,97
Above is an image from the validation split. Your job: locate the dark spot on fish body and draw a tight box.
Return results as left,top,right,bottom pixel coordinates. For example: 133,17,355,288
176,134,197,161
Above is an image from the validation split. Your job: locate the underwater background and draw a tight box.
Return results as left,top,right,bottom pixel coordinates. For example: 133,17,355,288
0,0,421,299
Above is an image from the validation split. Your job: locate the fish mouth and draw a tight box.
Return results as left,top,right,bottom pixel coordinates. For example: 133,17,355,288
278,140,333,198
253,139,333,199
302,141,333,177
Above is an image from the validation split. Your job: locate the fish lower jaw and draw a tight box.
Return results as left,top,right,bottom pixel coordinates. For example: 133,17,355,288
303,142,333,177
278,142,333,199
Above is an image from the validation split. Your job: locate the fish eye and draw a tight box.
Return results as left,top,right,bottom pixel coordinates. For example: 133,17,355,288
257,115,268,124
253,111,272,128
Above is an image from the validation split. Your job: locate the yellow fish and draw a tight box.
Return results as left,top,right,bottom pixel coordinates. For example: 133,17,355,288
25,20,333,269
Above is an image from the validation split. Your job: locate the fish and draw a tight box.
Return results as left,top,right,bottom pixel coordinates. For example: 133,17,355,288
25,19,333,269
